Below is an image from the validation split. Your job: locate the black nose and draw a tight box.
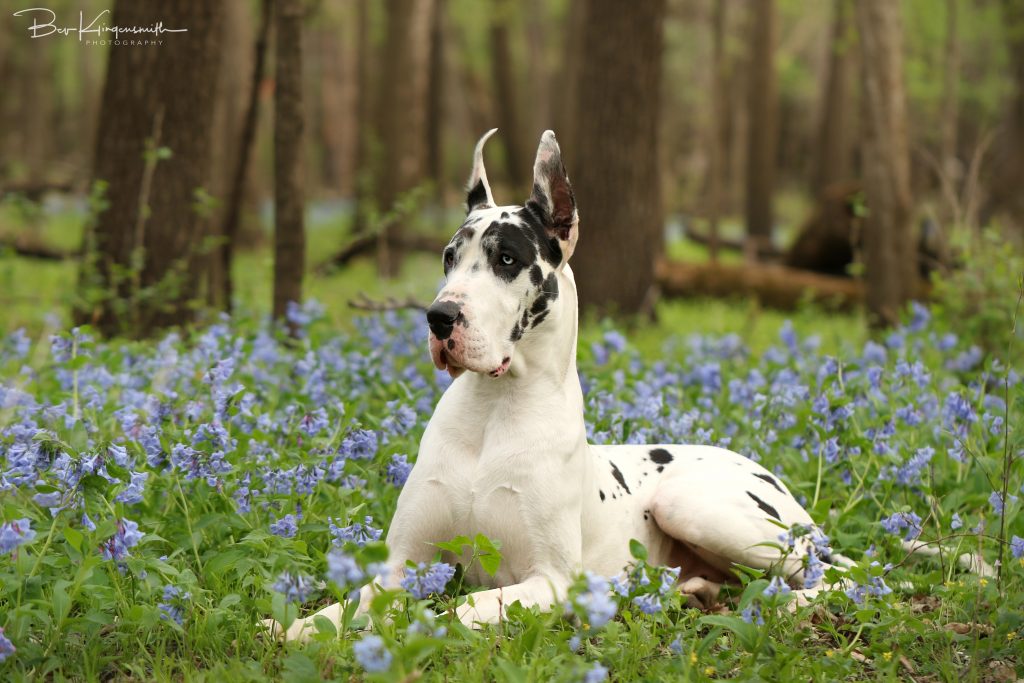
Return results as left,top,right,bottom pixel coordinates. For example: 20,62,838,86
427,300,461,340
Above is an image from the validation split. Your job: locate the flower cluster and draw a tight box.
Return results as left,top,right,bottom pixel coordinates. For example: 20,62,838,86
400,561,456,599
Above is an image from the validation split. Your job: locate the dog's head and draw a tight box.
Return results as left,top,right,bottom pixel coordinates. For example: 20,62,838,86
427,129,579,379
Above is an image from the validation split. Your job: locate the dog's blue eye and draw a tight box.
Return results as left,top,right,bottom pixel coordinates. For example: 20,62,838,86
500,254,515,266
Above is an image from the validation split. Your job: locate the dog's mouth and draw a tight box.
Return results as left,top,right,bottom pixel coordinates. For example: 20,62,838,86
429,334,510,380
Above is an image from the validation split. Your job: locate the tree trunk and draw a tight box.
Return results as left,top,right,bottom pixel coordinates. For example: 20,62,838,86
706,0,728,261
986,0,1024,230
572,0,666,314
814,0,855,196
939,0,959,183
856,0,917,327
273,0,306,327
352,0,376,234
79,0,224,337
490,0,528,189
376,0,435,277
426,0,447,202
553,0,586,157
217,0,271,313
744,0,778,254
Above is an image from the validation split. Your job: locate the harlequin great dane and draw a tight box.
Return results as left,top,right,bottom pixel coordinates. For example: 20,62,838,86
270,130,834,641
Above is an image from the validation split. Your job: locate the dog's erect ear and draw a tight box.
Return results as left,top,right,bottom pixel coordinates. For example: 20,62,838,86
466,128,498,214
527,130,578,262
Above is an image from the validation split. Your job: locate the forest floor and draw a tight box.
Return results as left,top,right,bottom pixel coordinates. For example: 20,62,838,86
3,200,1022,681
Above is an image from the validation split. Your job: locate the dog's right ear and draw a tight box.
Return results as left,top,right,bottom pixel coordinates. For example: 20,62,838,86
466,128,498,214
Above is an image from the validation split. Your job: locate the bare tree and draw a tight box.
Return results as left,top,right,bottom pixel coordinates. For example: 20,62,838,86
376,0,435,277
986,0,1024,230
490,0,528,188
706,0,729,261
273,0,305,325
79,0,224,336
940,0,960,183
215,0,271,312
814,0,855,196
572,0,666,313
744,0,778,256
425,0,447,201
856,0,917,327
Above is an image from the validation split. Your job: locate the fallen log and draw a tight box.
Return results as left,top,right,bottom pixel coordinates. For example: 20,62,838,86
655,258,865,311
0,237,71,261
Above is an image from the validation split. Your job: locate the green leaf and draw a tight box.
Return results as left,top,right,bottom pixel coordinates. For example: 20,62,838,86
62,526,83,552
435,535,473,554
360,541,389,564
629,538,648,561
281,652,319,683
699,614,758,652
218,594,241,609
313,614,337,636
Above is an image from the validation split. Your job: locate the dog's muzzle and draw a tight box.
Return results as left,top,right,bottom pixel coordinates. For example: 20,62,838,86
426,301,461,340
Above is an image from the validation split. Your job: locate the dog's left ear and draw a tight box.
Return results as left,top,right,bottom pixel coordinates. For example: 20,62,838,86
466,128,498,213
526,130,578,263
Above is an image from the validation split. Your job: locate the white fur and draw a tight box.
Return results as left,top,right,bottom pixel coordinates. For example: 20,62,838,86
266,132,824,640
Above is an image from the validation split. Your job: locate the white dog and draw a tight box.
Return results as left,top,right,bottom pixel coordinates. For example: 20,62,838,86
270,130,833,641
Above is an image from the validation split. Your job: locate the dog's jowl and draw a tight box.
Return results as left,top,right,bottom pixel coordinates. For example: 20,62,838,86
267,130,835,640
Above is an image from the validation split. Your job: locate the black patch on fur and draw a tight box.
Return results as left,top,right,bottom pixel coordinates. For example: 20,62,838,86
466,180,489,212
649,448,674,465
529,264,543,287
501,211,509,218
481,221,537,282
610,462,631,494
746,492,781,521
509,323,523,342
517,205,563,266
599,490,605,502
530,310,549,328
542,272,559,300
530,296,549,315
447,339,455,350
656,465,664,473
753,472,785,494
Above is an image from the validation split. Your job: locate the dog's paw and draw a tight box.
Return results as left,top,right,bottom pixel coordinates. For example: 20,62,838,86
258,617,315,643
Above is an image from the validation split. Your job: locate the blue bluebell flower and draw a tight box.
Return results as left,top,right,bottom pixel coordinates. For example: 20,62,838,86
880,511,922,541
387,454,412,487
272,571,315,603
632,594,662,614
0,627,14,662
583,662,609,683
100,518,144,561
270,513,300,538
353,634,392,673
329,516,382,547
401,561,455,599
0,517,36,554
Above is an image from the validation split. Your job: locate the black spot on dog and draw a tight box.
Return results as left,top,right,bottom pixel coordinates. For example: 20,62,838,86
610,462,631,494
643,512,649,521
530,296,549,316
599,490,605,502
447,339,455,350
542,272,559,300
530,310,549,328
656,465,664,473
649,448,674,465
509,323,523,342
753,472,785,495
530,264,543,287
481,221,538,282
517,205,563,266
501,211,509,218
746,492,781,521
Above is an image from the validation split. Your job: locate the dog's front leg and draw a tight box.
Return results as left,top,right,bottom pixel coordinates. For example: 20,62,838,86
455,574,569,628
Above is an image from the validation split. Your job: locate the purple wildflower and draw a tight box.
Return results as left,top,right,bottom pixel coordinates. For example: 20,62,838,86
353,634,392,673
329,516,382,547
0,518,37,554
269,513,300,538
1010,536,1024,560
386,454,412,487
0,627,14,662
880,511,922,541
632,594,662,614
401,561,455,599
584,662,609,683
272,571,315,603
100,518,144,561
573,572,617,629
